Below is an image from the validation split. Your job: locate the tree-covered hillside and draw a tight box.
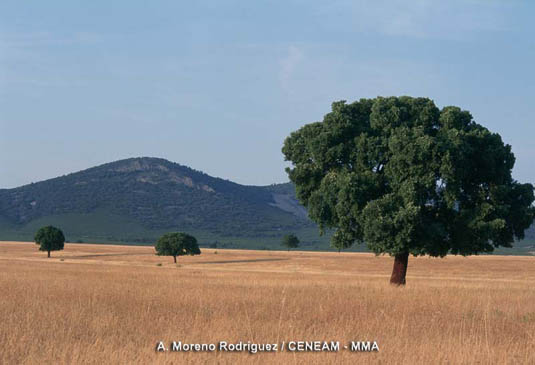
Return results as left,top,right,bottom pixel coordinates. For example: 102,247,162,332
0,158,312,239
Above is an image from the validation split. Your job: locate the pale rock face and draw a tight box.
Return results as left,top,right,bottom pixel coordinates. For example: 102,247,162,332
114,160,216,192
113,160,145,172
202,185,215,193
269,193,307,218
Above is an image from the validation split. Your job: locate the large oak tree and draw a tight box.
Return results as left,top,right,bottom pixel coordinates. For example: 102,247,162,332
282,97,534,285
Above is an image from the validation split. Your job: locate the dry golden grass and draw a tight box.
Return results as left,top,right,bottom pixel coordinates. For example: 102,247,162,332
1,241,534,364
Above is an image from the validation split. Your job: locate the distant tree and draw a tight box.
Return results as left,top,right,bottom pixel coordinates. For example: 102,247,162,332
281,234,300,251
332,238,351,253
34,226,65,258
155,232,201,263
283,96,535,285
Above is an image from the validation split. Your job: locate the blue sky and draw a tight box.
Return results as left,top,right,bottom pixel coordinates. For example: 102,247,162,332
1,1,534,188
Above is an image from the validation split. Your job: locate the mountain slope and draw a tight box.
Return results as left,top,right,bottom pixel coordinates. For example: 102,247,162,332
0,158,313,241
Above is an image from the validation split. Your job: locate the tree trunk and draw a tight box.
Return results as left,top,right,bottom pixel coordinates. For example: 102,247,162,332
390,252,409,285
48,250,50,258
173,256,177,264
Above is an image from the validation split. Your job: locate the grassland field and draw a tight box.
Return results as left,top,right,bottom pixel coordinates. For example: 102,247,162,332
1,241,534,364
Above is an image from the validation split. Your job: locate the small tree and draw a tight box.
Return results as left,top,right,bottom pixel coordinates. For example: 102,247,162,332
281,234,300,251
34,226,65,258
155,232,201,263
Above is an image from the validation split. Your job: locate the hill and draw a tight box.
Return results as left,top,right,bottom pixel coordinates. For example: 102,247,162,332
0,157,329,248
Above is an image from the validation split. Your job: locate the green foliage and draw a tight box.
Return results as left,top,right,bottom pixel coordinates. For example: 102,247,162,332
155,232,201,262
283,96,535,257
281,233,300,251
34,225,65,256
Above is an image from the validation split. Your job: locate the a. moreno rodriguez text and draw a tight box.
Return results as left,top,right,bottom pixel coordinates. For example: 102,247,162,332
155,340,379,354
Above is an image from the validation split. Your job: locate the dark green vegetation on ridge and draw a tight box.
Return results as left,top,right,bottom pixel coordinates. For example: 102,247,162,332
0,157,307,231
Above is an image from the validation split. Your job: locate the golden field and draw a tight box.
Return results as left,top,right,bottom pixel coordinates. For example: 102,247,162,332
1,241,534,364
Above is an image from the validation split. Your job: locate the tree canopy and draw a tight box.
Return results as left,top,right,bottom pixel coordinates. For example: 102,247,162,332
282,96,535,284
34,225,65,258
155,232,201,263
281,234,300,251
